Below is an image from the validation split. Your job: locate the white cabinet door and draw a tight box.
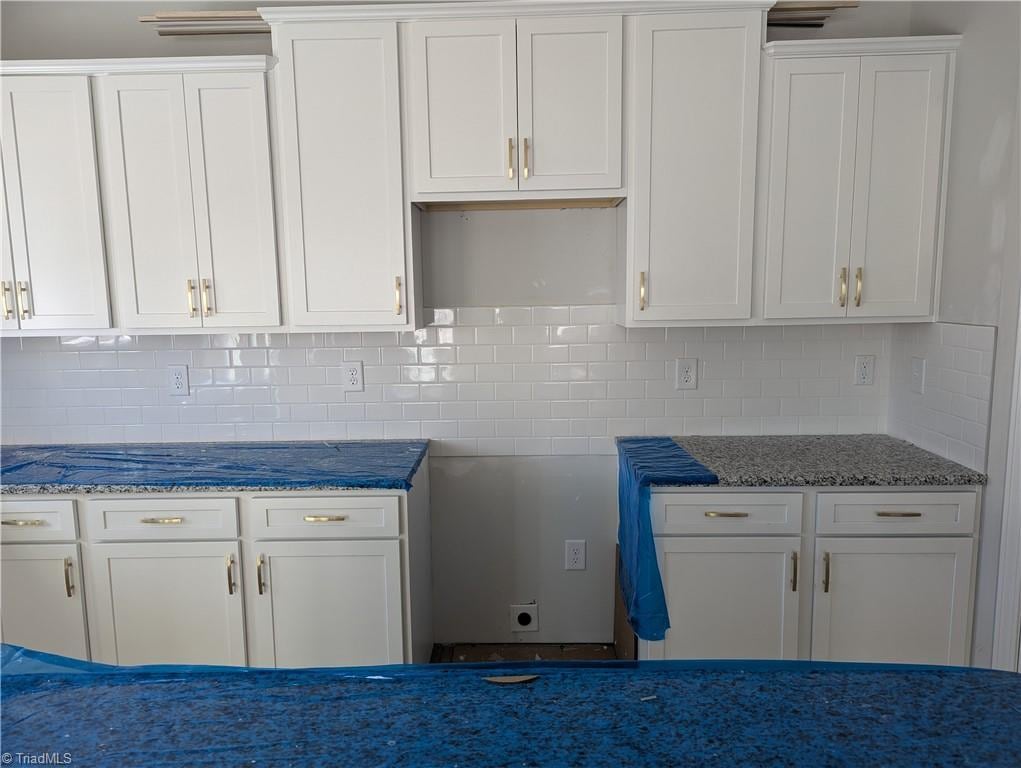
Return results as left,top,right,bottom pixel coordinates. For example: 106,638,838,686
516,16,622,191
408,19,519,193
647,537,801,660
764,57,859,319
0,76,109,330
812,537,973,665
0,543,89,660
631,12,760,321
848,54,947,318
96,74,202,328
247,540,403,668
274,22,408,326
86,541,246,666
1,173,19,330
184,72,279,327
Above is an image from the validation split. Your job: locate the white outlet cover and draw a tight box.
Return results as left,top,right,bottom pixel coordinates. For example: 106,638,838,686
510,603,539,632
565,539,586,571
854,355,875,386
675,358,698,390
341,361,364,392
910,357,926,394
167,364,189,396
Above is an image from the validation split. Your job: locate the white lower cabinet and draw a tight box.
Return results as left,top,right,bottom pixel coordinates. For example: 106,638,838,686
812,537,974,666
0,543,89,660
85,540,247,666
246,539,404,668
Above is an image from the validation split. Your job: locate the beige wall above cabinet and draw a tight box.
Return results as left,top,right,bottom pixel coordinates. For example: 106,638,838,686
1,75,110,330
94,59,279,329
407,15,623,196
762,38,959,321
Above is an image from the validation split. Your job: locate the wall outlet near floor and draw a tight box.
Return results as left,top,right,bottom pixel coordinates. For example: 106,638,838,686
167,365,189,396
911,357,927,394
510,603,539,632
854,355,875,386
675,358,698,390
565,539,586,570
341,361,364,392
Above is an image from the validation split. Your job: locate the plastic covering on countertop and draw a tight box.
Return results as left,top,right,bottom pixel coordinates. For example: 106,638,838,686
4,644,1021,767
617,437,718,641
0,440,429,491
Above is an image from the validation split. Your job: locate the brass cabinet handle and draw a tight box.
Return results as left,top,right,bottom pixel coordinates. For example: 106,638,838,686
523,137,530,180
823,552,831,593
63,556,74,598
395,276,402,315
1,518,45,526
201,278,213,317
854,267,863,307
303,514,348,523
838,267,848,308
507,137,515,180
16,281,30,319
226,553,235,595
140,517,183,525
704,511,749,518
639,271,647,311
186,279,197,318
257,554,266,595
791,551,799,592
1,281,13,320
875,511,923,518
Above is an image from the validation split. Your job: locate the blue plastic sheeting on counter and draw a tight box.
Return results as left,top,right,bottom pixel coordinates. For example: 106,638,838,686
0,440,428,492
617,437,718,641
4,645,1021,767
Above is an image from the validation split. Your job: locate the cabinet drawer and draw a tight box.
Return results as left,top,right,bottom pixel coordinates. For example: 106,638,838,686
0,499,77,542
816,492,977,535
651,492,803,535
83,498,239,541
247,496,401,539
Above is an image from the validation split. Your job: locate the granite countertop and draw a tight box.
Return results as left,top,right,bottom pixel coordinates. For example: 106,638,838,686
0,440,429,495
671,434,986,487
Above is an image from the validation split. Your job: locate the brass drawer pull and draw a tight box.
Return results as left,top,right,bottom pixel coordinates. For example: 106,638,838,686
639,271,647,311
63,557,74,598
141,517,184,525
838,267,848,308
823,552,831,593
791,551,799,592
201,278,213,317
395,276,402,315
704,511,749,518
854,266,863,307
507,137,515,180
187,279,197,318
226,553,235,595
523,137,530,179
257,554,266,595
1,519,45,526
875,511,923,518
16,281,30,319
303,514,348,523
1,281,13,320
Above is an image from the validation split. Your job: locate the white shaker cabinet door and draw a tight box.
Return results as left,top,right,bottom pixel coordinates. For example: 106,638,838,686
848,54,947,318
95,74,202,328
274,22,409,326
408,19,519,193
630,12,760,321
0,76,110,330
646,537,801,661
86,541,246,666
812,537,973,666
184,72,279,327
1,173,19,330
516,15,622,191
246,540,404,668
0,543,89,660
764,57,859,319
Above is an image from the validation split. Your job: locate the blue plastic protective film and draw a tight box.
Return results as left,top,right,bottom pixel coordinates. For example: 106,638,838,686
4,644,1021,767
0,440,428,492
617,437,718,640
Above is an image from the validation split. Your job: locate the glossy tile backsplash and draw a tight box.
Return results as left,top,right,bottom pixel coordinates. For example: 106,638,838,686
1,306,895,455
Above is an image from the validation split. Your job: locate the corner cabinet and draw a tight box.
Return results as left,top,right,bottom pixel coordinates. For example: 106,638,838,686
762,38,957,320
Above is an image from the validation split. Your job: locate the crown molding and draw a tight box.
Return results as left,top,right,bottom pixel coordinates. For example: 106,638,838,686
0,55,275,76
763,35,962,57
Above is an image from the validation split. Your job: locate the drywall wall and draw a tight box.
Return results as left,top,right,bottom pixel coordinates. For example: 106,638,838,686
766,1,913,41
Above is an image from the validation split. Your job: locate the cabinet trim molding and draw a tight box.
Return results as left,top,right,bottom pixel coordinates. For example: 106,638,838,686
0,56,275,76
764,36,962,58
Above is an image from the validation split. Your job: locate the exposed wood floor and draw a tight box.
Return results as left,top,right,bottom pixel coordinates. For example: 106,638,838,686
431,643,618,663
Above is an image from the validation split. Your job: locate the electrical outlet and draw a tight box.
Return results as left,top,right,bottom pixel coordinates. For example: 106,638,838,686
854,355,875,386
510,603,539,633
675,358,698,390
911,357,926,394
168,365,189,396
341,361,364,392
565,539,586,570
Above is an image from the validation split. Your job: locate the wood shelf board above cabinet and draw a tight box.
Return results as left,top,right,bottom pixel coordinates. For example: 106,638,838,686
0,56,275,76
413,197,624,212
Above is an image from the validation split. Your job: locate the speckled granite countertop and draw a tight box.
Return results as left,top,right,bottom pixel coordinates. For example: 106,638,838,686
672,434,986,487
0,441,429,495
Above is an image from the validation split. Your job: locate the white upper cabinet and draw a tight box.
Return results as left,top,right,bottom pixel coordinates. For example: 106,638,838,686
0,75,110,330
762,40,956,321
272,21,409,326
407,15,622,195
627,11,761,322
95,63,278,329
